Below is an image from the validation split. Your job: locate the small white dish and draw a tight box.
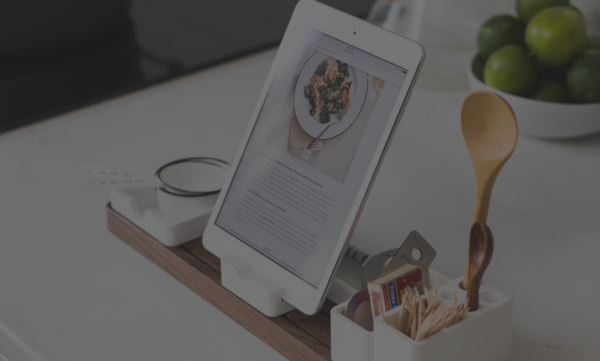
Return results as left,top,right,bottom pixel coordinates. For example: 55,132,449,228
110,188,215,247
156,189,219,219
156,157,230,196
468,54,600,139
108,158,230,247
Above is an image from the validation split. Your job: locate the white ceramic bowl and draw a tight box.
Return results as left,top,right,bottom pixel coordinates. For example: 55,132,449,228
468,55,600,139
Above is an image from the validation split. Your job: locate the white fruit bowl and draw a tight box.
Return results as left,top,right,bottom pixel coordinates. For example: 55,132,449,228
468,54,600,139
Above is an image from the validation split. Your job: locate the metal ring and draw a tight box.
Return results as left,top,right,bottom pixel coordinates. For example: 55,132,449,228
155,157,230,197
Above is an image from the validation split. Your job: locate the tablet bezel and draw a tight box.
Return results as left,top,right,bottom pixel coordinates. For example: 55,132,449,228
203,0,425,315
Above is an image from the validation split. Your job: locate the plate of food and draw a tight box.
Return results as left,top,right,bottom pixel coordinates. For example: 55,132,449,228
294,51,368,139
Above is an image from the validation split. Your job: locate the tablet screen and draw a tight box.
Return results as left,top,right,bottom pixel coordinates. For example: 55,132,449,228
216,23,408,288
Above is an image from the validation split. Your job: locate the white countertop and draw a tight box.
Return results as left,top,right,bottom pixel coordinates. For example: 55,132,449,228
2,2,600,359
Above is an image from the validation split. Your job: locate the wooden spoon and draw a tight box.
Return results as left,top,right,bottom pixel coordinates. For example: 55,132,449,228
466,222,494,311
461,90,517,289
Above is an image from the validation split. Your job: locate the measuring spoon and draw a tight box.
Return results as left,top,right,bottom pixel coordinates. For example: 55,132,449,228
461,90,517,289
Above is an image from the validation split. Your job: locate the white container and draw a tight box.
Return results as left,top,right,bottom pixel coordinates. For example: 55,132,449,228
331,271,512,361
156,188,218,218
468,54,600,139
331,301,375,361
110,188,214,247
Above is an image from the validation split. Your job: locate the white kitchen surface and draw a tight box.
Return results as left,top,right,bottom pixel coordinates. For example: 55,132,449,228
1,1,600,360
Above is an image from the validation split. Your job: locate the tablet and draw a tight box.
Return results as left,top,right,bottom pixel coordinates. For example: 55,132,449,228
203,0,424,316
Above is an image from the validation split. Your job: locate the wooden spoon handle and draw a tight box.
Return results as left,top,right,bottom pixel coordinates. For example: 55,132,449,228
463,164,503,289
467,274,481,311
463,180,493,289
471,164,504,224
465,222,494,311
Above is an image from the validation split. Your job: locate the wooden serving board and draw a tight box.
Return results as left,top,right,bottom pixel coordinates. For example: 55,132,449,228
106,204,336,361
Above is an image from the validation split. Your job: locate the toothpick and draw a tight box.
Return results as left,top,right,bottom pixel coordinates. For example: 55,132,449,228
429,307,448,334
423,299,438,318
392,284,469,342
416,315,430,341
405,299,415,336
417,304,422,331
418,296,425,328
397,300,406,330
447,306,460,326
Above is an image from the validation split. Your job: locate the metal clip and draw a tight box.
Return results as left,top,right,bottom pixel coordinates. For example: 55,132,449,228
336,231,437,290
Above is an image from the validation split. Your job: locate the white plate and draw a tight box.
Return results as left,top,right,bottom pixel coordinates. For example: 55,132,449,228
468,54,600,139
294,51,368,139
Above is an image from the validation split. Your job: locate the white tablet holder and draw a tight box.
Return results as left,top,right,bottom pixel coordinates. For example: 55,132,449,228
220,254,296,317
221,232,436,317
220,249,368,317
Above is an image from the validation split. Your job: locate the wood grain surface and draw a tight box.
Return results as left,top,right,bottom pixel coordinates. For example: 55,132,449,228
107,204,336,361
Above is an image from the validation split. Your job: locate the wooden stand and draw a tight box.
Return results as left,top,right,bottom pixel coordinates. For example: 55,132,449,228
106,204,335,361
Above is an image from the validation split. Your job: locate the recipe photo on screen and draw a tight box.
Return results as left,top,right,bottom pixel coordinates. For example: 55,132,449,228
216,23,408,288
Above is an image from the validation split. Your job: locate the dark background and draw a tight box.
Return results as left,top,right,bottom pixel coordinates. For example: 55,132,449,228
0,0,375,133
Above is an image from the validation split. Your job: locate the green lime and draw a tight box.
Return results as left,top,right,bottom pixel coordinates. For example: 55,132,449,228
516,0,569,23
477,15,525,59
565,4,583,17
566,49,600,103
484,45,538,96
530,79,571,103
587,36,600,50
525,7,587,66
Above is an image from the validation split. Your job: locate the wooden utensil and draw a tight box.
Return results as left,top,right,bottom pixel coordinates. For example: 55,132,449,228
461,90,517,289
466,222,494,311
